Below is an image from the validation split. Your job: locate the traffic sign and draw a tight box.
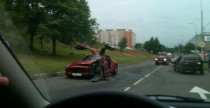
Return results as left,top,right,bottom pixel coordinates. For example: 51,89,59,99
199,42,205,47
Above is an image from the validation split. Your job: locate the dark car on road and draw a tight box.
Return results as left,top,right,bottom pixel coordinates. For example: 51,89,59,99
173,54,204,75
155,55,169,65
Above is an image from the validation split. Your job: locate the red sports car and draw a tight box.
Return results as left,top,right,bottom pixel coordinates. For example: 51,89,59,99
65,44,118,80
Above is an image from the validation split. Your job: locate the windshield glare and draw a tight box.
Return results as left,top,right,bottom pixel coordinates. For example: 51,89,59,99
1,0,210,102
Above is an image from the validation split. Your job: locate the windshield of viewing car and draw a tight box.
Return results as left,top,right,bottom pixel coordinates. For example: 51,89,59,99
1,0,210,103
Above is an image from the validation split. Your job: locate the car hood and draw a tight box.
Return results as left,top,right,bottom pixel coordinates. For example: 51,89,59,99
68,60,96,67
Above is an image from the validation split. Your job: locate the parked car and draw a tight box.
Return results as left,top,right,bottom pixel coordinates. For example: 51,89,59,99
173,54,204,75
155,55,169,65
65,44,118,80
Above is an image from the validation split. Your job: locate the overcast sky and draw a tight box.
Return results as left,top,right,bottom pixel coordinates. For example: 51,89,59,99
87,0,210,48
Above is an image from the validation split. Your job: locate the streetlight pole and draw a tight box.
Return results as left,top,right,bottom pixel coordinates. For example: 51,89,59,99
190,23,198,52
190,23,198,35
200,0,205,60
200,0,204,38
177,37,184,56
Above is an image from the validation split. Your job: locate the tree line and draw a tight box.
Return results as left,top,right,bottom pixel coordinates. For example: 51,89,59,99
135,37,197,55
1,0,98,55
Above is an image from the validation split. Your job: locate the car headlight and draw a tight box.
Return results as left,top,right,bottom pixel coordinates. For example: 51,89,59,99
155,58,158,61
163,58,167,61
197,62,201,65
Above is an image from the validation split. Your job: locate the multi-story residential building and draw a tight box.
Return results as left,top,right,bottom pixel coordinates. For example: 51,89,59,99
97,29,136,49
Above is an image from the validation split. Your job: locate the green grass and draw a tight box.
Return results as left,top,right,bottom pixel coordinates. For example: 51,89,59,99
14,40,155,75
204,63,208,70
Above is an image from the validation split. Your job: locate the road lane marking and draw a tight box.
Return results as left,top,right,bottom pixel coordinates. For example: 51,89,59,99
144,73,151,77
190,86,210,99
123,66,162,91
133,78,144,85
151,66,162,73
124,87,131,91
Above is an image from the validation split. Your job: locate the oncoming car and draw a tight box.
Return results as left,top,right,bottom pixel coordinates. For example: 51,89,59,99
65,44,118,80
155,55,169,65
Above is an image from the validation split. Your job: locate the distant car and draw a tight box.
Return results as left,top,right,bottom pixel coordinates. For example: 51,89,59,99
171,56,180,64
65,44,118,79
155,55,169,65
173,54,204,75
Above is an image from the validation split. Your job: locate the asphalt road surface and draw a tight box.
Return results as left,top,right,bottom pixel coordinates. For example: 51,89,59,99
33,61,210,101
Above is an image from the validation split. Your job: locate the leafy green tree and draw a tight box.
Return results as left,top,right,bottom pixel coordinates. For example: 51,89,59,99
174,44,184,55
4,0,46,50
143,37,165,54
135,43,142,50
184,43,195,54
43,0,98,55
118,37,127,52
4,0,98,55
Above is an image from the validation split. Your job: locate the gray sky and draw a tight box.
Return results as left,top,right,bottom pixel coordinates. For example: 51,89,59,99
87,0,210,48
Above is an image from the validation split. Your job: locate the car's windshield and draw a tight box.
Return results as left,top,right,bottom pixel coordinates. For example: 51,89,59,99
158,52,167,56
1,0,210,103
83,55,100,60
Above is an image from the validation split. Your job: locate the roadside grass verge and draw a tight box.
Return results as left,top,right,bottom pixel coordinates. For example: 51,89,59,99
204,62,208,70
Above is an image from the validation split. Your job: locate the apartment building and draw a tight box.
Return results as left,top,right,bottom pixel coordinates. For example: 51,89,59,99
97,29,136,49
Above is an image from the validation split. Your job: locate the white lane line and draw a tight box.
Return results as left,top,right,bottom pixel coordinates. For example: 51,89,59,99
124,87,131,91
144,73,151,77
133,78,144,85
123,66,162,91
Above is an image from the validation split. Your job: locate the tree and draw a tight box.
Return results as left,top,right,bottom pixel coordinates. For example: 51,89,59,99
184,43,195,54
118,37,127,52
174,44,184,55
43,0,98,55
4,0,98,55
4,0,45,50
143,37,165,54
135,43,142,50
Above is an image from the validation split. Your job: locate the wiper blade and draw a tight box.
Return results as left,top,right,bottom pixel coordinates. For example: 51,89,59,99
146,94,208,103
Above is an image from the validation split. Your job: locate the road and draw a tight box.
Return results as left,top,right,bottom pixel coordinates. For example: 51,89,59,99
33,61,210,101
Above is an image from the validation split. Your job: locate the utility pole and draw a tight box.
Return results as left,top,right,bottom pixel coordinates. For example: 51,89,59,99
200,0,205,60
190,23,198,52
201,0,204,40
